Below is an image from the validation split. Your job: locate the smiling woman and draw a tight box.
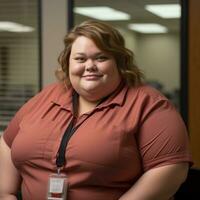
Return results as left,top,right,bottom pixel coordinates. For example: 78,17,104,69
0,20,192,200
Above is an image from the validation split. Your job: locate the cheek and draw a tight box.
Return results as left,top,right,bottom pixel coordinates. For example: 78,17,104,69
69,63,84,76
102,62,119,75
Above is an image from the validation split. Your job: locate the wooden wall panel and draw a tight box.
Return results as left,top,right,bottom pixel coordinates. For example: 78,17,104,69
188,0,200,168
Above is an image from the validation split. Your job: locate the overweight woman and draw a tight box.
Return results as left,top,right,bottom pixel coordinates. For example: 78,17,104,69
0,20,192,200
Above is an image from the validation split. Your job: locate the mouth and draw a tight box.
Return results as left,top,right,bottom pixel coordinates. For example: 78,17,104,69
82,74,103,80
83,74,103,77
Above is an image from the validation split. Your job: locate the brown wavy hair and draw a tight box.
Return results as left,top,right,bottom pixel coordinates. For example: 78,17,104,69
57,20,144,86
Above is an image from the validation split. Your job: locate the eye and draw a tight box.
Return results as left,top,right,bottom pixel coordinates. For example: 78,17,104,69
96,55,108,62
74,57,86,63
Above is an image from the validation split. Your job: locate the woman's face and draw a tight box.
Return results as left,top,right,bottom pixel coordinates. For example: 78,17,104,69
69,36,121,101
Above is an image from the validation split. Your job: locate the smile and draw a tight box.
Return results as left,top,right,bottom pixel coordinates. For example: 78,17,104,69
83,74,102,77
82,74,103,80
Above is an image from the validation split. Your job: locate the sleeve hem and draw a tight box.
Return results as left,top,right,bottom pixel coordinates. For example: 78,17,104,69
2,133,12,148
143,152,193,171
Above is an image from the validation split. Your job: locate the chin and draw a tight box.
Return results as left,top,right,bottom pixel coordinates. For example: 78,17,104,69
82,88,101,95
81,84,102,92
81,88,104,101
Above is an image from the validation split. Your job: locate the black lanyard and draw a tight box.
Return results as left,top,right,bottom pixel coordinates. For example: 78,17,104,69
56,91,79,169
56,91,96,169
56,117,76,168
55,90,112,170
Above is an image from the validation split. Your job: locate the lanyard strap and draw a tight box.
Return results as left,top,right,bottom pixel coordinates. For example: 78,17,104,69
56,91,93,169
56,91,78,168
56,113,91,168
55,90,111,169
56,118,75,168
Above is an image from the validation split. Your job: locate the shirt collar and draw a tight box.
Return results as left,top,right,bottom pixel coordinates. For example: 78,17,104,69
96,81,128,109
50,81,128,111
50,82,73,111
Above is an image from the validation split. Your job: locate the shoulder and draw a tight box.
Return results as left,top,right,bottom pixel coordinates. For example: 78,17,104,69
15,82,68,117
2,82,69,147
127,84,176,121
130,84,167,101
128,84,169,107
29,81,69,104
39,81,67,98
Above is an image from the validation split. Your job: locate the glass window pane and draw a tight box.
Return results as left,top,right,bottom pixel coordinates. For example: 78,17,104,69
0,0,40,133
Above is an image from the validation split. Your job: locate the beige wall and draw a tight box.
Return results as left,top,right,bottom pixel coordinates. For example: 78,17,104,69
136,33,180,92
41,0,68,87
117,27,139,54
112,28,180,93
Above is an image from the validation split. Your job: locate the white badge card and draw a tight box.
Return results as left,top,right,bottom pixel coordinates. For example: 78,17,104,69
47,173,68,200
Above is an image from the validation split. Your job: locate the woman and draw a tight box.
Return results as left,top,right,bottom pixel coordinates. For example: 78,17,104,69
0,20,192,200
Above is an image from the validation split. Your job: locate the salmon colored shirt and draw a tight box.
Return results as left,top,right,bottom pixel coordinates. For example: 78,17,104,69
3,82,192,200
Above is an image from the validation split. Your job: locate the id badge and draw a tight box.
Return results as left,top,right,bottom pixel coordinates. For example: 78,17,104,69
47,173,68,200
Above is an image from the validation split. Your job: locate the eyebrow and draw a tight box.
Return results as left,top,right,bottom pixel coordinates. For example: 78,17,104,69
73,52,105,56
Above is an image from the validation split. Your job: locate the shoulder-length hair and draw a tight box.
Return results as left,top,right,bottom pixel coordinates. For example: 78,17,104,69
56,20,144,86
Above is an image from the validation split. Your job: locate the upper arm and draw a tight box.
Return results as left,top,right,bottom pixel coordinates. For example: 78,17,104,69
119,163,189,200
137,101,193,171
138,162,189,191
134,163,189,199
0,137,21,196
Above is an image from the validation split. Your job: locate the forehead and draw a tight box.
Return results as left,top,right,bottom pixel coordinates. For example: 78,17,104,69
71,36,100,52
70,36,112,56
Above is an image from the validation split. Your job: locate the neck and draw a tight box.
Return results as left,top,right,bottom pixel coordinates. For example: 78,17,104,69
77,95,100,117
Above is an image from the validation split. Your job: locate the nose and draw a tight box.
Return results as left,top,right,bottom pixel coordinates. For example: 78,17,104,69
85,59,97,71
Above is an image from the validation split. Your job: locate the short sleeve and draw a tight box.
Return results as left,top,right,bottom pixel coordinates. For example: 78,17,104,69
137,99,193,171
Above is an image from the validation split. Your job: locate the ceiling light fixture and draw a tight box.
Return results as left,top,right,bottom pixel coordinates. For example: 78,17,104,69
145,4,181,18
128,23,168,34
0,21,34,32
74,6,130,21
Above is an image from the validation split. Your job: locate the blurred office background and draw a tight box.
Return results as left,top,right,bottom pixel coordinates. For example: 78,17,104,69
0,0,200,172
